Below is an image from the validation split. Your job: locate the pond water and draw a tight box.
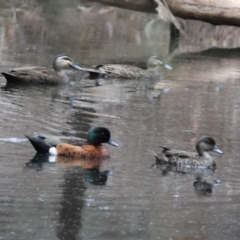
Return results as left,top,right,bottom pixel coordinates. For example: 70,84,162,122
0,1,240,240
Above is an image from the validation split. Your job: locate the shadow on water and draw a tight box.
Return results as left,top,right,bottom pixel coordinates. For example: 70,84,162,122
56,167,86,240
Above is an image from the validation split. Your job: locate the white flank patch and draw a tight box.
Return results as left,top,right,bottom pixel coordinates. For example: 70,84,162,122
49,147,58,155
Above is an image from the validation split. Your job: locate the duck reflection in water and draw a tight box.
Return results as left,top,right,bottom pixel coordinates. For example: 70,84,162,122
193,176,215,196
151,159,221,196
151,163,216,176
193,176,221,196
26,153,110,186
26,151,112,239
56,166,86,240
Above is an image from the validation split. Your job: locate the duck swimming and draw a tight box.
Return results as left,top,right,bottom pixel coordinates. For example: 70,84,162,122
25,127,119,159
151,136,223,169
85,56,172,79
1,54,85,84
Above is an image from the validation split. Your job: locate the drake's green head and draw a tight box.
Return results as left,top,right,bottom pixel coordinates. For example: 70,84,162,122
147,56,172,70
53,54,84,71
87,127,119,147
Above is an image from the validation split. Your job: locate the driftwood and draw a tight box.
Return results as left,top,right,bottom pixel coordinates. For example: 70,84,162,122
166,0,240,26
91,0,240,27
90,0,157,13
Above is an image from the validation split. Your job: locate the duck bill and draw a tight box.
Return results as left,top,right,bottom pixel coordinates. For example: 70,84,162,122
69,63,84,71
213,146,223,154
107,139,119,147
163,64,172,70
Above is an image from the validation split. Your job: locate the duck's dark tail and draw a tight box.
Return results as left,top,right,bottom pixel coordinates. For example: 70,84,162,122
25,135,51,153
1,71,16,83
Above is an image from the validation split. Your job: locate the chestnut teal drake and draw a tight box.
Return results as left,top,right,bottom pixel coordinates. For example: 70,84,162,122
26,126,119,159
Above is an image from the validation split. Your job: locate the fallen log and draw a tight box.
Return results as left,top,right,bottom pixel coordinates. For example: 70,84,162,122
166,0,240,26
91,0,240,27
90,0,157,13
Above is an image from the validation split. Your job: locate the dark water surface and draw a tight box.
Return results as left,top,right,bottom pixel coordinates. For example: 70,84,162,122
0,1,240,240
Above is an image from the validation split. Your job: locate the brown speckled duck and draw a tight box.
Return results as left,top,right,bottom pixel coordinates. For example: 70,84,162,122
151,136,223,169
1,54,84,84
85,56,172,79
